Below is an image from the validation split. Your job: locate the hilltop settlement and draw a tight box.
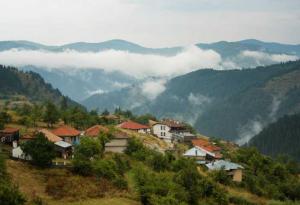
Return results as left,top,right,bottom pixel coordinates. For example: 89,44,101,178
0,65,299,205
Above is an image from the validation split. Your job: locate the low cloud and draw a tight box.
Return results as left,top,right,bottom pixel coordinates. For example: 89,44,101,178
0,46,222,78
236,96,282,145
236,118,264,145
240,50,298,65
188,93,211,106
140,79,167,100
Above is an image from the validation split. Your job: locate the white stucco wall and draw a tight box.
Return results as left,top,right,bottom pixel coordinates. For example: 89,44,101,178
152,124,172,141
12,147,32,160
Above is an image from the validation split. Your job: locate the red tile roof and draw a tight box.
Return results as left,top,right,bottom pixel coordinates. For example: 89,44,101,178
85,125,109,137
1,127,20,133
119,121,149,130
192,139,221,153
52,125,80,137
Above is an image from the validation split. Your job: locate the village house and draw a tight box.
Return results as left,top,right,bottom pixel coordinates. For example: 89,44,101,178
118,121,150,134
151,119,196,143
183,146,216,164
0,127,20,144
192,139,222,159
39,129,72,159
84,125,109,137
52,125,81,145
206,160,244,182
105,130,129,153
84,125,129,153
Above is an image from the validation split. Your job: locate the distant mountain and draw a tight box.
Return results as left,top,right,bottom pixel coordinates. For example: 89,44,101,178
83,61,300,143
0,64,80,107
20,66,137,102
0,39,181,55
249,114,300,162
1,39,299,102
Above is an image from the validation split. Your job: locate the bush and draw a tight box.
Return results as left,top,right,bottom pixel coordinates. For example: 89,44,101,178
210,169,231,185
21,133,56,168
92,159,128,189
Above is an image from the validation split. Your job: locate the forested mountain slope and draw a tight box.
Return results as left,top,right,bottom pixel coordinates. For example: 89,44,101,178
249,114,300,162
0,65,80,107
84,61,300,143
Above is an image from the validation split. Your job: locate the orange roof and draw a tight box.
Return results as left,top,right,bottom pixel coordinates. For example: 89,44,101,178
192,139,221,153
85,125,109,137
39,129,62,143
52,125,80,137
1,127,20,133
119,121,149,130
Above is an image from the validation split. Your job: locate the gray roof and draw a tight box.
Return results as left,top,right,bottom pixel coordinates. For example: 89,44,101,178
206,160,243,171
55,140,72,148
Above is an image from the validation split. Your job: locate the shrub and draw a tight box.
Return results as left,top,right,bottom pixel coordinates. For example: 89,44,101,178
210,169,231,185
21,133,56,168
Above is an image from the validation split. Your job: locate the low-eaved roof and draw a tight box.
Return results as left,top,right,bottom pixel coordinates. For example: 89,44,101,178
206,160,243,171
55,140,72,148
192,139,221,152
39,129,62,143
183,147,207,157
1,127,20,133
52,125,81,137
85,125,109,137
119,121,149,130
184,146,215,157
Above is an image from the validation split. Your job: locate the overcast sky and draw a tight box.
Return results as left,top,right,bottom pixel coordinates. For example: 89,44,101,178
0,0,300,47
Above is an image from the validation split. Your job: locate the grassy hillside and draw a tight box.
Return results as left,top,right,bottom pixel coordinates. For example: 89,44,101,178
249,114,300,162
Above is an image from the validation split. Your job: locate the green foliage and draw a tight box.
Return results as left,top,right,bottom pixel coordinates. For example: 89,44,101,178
43,101,59,127
92,157,128,189
134,113,157,125
231,147,300,201
133,166,188,205
21,132,56,167
72,137,102,175
210,169,232,185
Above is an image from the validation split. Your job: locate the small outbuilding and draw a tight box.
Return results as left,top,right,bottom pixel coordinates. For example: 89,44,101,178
206,160,244,182
0,127,20,144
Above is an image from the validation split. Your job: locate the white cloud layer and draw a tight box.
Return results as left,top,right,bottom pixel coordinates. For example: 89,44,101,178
241,50,298,64
141,79,167,100
0,46,222,78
